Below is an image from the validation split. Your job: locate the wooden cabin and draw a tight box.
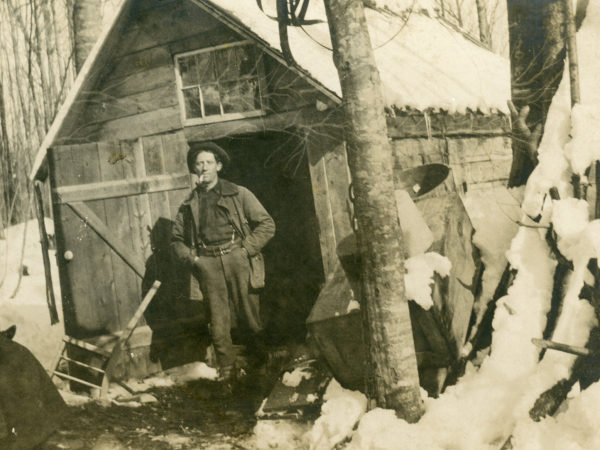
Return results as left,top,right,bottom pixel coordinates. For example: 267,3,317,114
30,0,512,386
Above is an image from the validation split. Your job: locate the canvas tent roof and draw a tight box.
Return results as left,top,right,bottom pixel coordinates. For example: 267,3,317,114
30,0,510,179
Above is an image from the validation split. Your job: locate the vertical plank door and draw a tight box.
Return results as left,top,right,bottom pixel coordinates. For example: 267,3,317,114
48,132,190,338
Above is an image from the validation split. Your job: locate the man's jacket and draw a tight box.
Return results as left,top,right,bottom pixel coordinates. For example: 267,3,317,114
171,179,275,300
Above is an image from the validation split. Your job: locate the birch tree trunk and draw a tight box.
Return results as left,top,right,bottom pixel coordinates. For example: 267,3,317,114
72,0,102,73
475,0,491,47
323,0,423,422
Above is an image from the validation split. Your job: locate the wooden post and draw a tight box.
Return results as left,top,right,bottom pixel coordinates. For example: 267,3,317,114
323,0,423,421
34,181,59,325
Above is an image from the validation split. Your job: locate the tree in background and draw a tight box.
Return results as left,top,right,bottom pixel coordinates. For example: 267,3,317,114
0,0,77,228
506,0,567,187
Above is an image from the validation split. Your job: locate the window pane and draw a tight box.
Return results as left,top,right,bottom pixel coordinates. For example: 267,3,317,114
220,79,260,114
183,87,202,118
196,52,216,83
179,56,198,87
216,46,256,81
202,83,221,116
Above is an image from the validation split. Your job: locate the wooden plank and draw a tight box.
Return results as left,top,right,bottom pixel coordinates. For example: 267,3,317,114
76,144,121,333
132,138,155,261
140,135,172,226
99,65,175,100
162,132,192,221
53,371,104,390
184,109,307,143
166,25,239,56
97,141,142,330
67,200,146,279
116,0,221,56
63,336,111,357
34,180,59,324
94,106,181,142
108,45,173,82
118,140,149,267
322,141,353,252
54,173,190,203
48,147,81,336
85,84,178,125
67,143,117,332
131,0,180,14
306,135,337,278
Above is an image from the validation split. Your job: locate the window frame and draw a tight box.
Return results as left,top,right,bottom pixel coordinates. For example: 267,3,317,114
173,41,267,126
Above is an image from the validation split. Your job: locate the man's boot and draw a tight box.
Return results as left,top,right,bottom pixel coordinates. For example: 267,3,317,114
216,365,236,397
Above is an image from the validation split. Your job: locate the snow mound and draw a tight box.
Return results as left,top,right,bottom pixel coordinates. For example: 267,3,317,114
404,252,451,309
304,379,367,450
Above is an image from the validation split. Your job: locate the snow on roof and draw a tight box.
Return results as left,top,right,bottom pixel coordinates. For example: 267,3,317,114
204,0,510,114
31,0,509,180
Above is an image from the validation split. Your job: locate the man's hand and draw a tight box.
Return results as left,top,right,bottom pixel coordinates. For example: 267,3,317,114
507,100,543,165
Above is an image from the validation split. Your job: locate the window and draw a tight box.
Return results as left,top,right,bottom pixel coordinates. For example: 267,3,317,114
174,42,265,124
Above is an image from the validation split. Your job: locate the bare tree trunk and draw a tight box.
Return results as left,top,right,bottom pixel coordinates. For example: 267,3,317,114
72,0,102,73
507,0,566,187
323,0,423,422
0,82,13,228
475,0,492,47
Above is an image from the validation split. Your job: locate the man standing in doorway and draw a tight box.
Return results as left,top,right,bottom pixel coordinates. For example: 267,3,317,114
171,141,275,389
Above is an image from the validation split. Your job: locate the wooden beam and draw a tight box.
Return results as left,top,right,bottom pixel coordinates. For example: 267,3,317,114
183,109,309,142
54,173,190,203
34,181,59,325
67,201,146,278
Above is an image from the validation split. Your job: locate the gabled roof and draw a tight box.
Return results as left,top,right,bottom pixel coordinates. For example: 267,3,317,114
202,0,510,113
31,0,509,179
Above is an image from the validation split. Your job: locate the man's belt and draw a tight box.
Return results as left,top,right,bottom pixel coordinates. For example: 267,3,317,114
197,239,242,257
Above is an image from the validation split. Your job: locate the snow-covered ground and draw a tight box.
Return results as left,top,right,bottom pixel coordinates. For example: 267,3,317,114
0,219,64,370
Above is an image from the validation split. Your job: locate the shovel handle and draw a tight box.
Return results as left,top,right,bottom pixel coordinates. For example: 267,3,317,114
120,280,161,344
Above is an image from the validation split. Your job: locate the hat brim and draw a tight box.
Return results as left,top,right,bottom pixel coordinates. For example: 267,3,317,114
187,142,230,172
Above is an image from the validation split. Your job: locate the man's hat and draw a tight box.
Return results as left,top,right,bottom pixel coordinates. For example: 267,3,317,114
186,141,230,172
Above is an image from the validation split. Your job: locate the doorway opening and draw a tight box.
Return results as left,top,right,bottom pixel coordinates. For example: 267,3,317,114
215,131,325,345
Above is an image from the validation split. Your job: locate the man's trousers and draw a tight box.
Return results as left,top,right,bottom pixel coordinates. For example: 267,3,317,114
194,246,262,370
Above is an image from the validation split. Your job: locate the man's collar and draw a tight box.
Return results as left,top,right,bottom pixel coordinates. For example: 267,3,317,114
218,178,239,196
183,178,238,205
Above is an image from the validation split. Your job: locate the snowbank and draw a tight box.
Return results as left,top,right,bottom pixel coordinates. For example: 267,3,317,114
304,380,368,450
0,219,63,370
